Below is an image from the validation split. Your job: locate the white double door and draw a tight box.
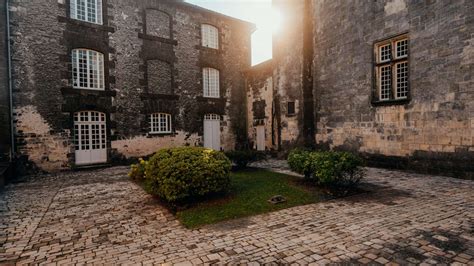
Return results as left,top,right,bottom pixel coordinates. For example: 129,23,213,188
74,111,107,165
203,114,221,150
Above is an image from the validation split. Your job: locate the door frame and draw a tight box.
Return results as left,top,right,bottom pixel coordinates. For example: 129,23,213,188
73,111,108,166
203,113,221,150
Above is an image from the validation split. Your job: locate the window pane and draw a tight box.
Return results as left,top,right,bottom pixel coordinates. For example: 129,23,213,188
379,44,391,62
72,49,104,90
396,62,408,99
202,24,218,49
396,39,408,58
203,68,219,98
380,65,392,100
71,0,102,24
150,113,171,133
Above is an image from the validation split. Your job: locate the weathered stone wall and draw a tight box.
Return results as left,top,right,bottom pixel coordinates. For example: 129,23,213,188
0,0,11,163
109,0,253,157
272,0,315,151
9,0,253,172
147,60,172,95
246,60,274,150
312,0,474,176
9,0,71,172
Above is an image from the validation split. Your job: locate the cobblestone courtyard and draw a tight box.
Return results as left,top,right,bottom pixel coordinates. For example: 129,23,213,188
1,162,473,265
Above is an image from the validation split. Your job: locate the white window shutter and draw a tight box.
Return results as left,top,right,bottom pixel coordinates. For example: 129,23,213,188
202,25,207,47
214,69,218,96
70,0,77,19
212,27,218,49
203,68,209,97
96,0,103,24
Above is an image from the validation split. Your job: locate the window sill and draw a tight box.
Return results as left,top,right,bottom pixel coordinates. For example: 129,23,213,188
59,16,115,32
61,87,116,96
198,46,223,54
197,96,226,102
140,93,179,100
138,33,178,45
147,132,175,137
371,98,410,107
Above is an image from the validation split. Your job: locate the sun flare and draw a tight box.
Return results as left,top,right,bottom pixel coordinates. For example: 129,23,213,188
186,0,281,65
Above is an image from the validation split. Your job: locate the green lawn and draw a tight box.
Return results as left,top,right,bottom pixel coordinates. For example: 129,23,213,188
176,168,325,228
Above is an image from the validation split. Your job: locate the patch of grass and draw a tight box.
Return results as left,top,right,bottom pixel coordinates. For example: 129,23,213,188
176,169,325,228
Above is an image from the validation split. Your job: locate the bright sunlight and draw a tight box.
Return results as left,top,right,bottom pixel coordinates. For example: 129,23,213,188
186,0,282,65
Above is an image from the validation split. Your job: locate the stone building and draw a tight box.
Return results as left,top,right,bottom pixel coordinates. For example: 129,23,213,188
246,0,474,177
3,0,473,178
6,0,254,173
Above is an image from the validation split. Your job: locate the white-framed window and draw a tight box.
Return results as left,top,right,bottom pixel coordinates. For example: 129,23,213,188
150,113,172,134
203,67,220,98
70,0,103,25
201,24,219,49
204,113,220,121
374,34,409,102
72,49,105,90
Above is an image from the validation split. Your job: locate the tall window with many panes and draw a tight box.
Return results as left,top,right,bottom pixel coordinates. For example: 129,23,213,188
70,0,103,25
374,34,409,102
201,24,219,49
202,67,220,98
72,49,105,90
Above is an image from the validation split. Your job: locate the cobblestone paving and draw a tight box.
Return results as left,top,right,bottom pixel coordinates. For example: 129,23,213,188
1,163,473,265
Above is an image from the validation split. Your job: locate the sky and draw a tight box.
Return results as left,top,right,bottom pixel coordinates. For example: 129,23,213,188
186,0,280,65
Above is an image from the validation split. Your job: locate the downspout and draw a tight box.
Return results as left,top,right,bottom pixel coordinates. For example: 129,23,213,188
5,0,14,161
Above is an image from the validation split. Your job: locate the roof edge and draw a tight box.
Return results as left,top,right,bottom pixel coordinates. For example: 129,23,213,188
177,1,256,32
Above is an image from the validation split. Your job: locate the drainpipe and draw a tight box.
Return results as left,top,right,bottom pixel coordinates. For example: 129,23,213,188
5,0,15,162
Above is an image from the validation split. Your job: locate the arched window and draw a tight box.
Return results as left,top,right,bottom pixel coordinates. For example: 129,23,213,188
202,67,219,98
70,0,103,25
145,9,171,39
72,49,105,90
150,113,172,134
201,24,219,49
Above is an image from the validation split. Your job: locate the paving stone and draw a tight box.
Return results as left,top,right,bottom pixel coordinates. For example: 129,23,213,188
0,164,472,264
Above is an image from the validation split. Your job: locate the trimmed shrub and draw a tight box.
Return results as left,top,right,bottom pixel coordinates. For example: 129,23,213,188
145,147,232,203
308,151,365,187
287,148,312,177
129,158,147,181
287,149,365,188
225,150,265,169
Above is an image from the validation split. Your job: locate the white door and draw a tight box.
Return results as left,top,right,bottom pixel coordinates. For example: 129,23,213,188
256,125,265,151
204,114,221,150
74,111,107,165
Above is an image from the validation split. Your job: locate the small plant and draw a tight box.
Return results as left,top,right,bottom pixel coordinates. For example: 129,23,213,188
309,151,365,187
128,158,147,181
287,148,312,177
225,150,265,169
287,149,365,188
145,147,232,203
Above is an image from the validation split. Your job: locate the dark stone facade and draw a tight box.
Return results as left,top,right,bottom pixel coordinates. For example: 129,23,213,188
9,0,253,172
0,0,12,187
0,0,11,164
245,60,274,150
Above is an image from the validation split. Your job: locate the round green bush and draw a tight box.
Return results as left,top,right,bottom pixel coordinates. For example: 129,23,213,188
287,148,312,176
287,149,365,188
144,147,232,203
